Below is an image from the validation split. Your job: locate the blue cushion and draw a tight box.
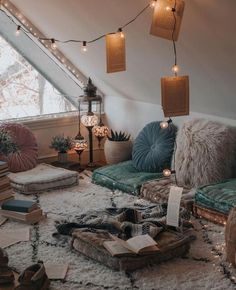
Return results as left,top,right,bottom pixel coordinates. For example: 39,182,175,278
132,121,177,173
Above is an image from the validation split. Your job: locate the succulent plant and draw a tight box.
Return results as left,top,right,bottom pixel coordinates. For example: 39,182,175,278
50,135,73,153
107,130,131,142
0,129,18,156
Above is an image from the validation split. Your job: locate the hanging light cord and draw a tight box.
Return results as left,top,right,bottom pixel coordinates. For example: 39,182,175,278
171,0,179,186
172,0,178,74
78,101,81,134
0,2,151,45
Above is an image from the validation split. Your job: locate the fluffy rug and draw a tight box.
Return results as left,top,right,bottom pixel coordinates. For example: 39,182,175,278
1,171,236,290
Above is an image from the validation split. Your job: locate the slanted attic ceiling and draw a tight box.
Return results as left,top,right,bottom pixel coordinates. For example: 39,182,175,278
9,0,236,120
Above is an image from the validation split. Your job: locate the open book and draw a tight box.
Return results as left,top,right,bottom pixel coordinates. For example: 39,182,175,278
103,234,159,257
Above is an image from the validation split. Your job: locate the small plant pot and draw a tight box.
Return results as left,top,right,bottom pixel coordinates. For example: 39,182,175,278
104,140,133,165
58,152,68,163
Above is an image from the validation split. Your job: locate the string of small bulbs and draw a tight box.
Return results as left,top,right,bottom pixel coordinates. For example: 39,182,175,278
1,0,187,181
0,0,183,76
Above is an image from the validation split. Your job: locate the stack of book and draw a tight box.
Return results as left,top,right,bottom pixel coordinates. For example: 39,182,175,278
0,161,14,205
0,199,44,224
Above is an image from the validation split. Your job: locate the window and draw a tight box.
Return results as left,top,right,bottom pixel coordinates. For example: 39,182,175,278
0,35,76,121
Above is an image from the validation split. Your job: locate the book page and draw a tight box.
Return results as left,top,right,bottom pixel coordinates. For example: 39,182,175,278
103,241,134,256
126,235,157,253
111,234,157,254
166,186,183,227
0,227,30,248
45,263,69,280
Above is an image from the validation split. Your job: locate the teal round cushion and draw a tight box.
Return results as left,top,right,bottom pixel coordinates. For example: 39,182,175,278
132,121,177,173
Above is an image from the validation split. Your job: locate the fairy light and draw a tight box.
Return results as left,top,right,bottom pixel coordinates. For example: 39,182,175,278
81,41,87,53
15,25,21,36
172,64,179,74
150,0,157,8
51,38,57,50
118,28,125,38
160,118,172,129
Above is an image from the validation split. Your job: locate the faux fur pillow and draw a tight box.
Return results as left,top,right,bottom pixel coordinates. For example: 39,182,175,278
175,119,236,187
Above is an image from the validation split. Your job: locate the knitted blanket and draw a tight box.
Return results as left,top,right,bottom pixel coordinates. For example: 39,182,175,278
55,203,191,239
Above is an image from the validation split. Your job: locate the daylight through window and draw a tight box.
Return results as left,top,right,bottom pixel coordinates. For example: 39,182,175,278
0,35,76,121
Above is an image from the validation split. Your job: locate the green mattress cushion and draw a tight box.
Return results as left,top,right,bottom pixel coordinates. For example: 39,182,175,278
92,160,162,195
195,179,236,215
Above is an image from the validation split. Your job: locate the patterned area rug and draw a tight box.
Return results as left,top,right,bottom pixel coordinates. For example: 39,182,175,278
1,171,236,290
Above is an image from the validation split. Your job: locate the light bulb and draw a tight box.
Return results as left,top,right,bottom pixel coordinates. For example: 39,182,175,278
160,121,169,129
51,39,57,50
120,31,125,38
172,65,179,74
118,28,125,39
150,0,156,8
15,25,21,36
81,41,87,53
166,6,172,11
163,169,172,177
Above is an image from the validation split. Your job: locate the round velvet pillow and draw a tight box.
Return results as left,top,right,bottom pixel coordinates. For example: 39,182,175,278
132,121,177,172
0,123,38,172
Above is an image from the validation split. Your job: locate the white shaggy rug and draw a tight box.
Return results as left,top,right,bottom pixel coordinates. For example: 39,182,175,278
1,171,236,290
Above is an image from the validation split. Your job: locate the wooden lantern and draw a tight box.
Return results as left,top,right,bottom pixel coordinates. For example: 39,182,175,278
161,75,189,117
150,0,185,41
106,32,126,73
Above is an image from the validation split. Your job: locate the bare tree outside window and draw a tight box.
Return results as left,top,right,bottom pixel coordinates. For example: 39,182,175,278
0,36,76,121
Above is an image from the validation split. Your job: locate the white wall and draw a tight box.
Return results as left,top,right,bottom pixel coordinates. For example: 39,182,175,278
105,95,236,138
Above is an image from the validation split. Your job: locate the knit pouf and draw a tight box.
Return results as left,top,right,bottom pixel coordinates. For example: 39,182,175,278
175,119,236,187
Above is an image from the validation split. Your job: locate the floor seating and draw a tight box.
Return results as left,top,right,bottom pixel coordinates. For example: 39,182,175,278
92,160,162,195
72,229,193,271
194,179,236,224
93,121,176,195
9,163,78,194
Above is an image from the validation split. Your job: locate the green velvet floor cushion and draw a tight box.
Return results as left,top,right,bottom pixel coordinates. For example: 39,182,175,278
132,121,177,173
195,179,236,215
92,161,162,195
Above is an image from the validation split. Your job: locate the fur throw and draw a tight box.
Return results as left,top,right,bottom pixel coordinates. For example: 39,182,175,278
175,118,236,187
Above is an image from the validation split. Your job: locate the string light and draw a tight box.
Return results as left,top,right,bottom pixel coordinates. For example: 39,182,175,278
51,38,57,50
160,118,172,129
150,0,157,8
15,25,21,36
172,64,179,74
163,169,172,177
166,6,172,11
81,41,87,53
118,28,125,38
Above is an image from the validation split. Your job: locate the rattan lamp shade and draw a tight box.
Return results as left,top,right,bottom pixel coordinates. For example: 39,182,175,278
150,0,185,41
161,75,189,117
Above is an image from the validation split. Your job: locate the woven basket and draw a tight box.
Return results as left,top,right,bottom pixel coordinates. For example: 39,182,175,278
104,140,132,164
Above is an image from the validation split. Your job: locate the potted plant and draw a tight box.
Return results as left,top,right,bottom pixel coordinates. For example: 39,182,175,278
50,134,73,163
104,130,132,164
0,129,18,156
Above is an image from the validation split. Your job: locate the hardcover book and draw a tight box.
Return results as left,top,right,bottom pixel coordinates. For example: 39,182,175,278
0,208,43,223
1,199,38,213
